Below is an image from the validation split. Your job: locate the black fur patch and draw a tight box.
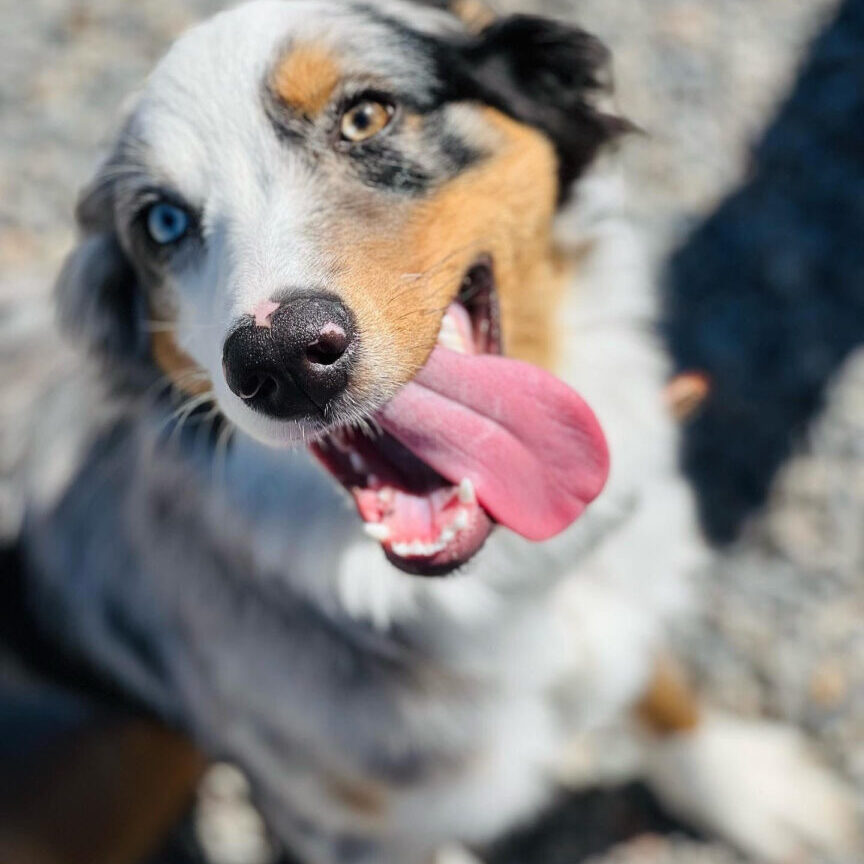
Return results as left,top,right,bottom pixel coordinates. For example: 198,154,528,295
55,232,148,363
347,139,435,194
0,540,147,718
438,15,631,195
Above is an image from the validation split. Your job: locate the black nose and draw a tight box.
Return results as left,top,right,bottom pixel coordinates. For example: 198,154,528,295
222,292,356,420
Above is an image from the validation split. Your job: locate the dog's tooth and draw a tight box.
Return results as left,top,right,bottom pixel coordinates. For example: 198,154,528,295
364,522,390,542
437,314,467,354
457,478,475,504
348,452,366,473
453,509,470,531
378,487,394,504
439,525,456,545
391,538,446,557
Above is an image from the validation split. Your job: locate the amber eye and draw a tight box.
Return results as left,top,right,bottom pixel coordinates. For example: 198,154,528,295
339,99,395,143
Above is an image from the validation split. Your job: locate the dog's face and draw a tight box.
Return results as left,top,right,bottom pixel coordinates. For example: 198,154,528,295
58,0,620,575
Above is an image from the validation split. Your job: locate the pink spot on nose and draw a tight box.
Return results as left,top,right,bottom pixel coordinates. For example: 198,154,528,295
252,300,280,328
319,322,346,339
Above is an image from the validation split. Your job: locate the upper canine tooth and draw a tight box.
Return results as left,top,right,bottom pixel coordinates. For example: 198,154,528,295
437,315,467,354
349,452,366,473
458,478,475,504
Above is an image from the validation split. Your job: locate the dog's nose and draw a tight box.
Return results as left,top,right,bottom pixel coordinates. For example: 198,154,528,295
222,292,356,419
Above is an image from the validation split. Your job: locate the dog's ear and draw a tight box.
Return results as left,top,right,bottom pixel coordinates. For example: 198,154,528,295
55,167,148,364
455,15,632,193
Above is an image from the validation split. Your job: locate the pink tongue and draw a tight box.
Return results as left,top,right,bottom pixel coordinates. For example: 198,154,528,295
377,347,609,541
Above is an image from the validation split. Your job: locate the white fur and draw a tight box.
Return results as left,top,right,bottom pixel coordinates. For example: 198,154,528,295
642,711,863,862
196,764,276,864
433,845,483,864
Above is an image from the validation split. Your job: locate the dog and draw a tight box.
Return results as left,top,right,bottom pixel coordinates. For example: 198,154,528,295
7,1,861,862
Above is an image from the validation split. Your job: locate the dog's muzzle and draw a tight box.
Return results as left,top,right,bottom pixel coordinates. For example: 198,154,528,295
222,292,356,420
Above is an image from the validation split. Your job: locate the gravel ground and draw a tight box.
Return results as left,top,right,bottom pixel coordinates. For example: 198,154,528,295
2,1,862,863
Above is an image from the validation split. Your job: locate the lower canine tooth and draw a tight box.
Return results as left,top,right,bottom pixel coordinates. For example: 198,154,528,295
458,478,475,503
364,522,390,541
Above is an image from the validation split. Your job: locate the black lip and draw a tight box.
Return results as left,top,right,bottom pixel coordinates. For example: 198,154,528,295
384,548,473,578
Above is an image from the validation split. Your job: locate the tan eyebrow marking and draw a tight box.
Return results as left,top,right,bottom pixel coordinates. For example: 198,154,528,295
271,42,342,117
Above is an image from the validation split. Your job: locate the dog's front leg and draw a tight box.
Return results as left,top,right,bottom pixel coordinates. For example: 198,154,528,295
428,844,484,864
636,656,862,863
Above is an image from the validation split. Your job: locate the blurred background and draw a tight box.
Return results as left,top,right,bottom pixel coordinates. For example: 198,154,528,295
1,1,862,863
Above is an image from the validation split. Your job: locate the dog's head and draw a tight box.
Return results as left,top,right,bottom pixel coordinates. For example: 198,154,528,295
58,0,623,575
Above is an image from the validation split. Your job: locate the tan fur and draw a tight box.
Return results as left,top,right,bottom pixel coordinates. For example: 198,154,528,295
665,371,711,422
450,0,495,32
327,108,564,406
152,329,212,396
272,42,341,117
636,656,702,735
0,720,205,864
324,774,388,817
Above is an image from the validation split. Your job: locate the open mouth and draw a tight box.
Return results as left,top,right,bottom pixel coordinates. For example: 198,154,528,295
311,260,500,576
311,257,610,578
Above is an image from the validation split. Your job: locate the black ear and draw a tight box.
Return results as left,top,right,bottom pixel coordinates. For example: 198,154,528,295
457,15,631,193
55,173,147,364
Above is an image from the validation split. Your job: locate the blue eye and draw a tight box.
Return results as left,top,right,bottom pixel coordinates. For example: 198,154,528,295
146,202,190,245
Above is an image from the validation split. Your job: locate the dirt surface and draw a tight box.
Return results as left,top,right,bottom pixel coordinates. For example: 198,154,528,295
2,2,861,863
